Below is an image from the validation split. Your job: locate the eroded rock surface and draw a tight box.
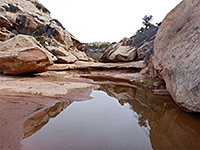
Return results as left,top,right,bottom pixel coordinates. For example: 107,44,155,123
0,0,88,75
0,0,79,46
0,35,54,75
100,42,137,62
48,60,146,71
153,0,200,112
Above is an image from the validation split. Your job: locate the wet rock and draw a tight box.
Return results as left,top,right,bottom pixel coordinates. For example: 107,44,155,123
0,35,54,75
153,0,200,112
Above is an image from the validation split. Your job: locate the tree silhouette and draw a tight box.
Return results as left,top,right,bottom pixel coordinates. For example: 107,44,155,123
142,15,153,29
137,15,154,34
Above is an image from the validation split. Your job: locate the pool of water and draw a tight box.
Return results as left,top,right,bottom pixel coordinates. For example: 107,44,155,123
22,84,200,150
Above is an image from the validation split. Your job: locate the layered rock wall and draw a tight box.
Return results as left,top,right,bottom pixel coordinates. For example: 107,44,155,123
0,0,89,74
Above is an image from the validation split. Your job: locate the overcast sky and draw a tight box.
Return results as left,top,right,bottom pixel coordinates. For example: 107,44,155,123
39,0,182,43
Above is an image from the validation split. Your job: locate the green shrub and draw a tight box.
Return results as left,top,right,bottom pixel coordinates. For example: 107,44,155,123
137,15,154,34
60,41,66,45
36,36,46,46
86,43,111,50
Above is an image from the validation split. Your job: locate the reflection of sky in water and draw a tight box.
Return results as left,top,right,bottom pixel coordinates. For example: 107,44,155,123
22,85,200,150
22,90,152,150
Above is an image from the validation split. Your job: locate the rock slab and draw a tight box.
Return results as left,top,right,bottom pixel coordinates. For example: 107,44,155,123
48,60,146,71
153,0,200,112
0,35,54,75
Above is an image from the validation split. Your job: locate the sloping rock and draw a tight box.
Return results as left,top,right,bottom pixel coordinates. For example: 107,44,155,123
153,0,200,112
0,0,85,63
71,49,90,61
0,34,55,75
137,40,154,60
57,55,77,63
46,46,68,57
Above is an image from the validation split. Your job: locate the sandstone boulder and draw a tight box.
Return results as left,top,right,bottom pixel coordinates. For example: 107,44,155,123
57,55,77,63
46,46,69,57
46,46,90,63
100,42,137,62
153,0,200,112
71,49,90,61
137,40,153,60
0,35,55,75
46,45,77,63
100,26,158,63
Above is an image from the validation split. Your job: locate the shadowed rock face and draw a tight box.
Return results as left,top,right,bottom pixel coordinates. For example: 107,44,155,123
153,0,200,112
99,84,200,150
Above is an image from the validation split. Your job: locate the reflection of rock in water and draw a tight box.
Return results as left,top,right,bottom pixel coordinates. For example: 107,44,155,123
99,84,200,150
23,101,72,139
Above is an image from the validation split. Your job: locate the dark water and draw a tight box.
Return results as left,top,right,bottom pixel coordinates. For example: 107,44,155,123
22,84,200,150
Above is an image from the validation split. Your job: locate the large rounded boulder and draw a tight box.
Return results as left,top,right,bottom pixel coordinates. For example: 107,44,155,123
153,0,200,112
0,35,55,75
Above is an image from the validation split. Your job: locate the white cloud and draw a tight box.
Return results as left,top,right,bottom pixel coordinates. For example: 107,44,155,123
39,0,182,43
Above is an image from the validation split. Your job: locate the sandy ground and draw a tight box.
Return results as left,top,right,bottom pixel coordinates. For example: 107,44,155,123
0,71,97,150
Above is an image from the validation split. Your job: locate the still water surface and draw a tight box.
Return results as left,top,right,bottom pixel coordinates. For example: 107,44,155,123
22,84,200,150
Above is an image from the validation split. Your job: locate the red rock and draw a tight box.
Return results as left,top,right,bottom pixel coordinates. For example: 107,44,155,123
0,35,54,75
